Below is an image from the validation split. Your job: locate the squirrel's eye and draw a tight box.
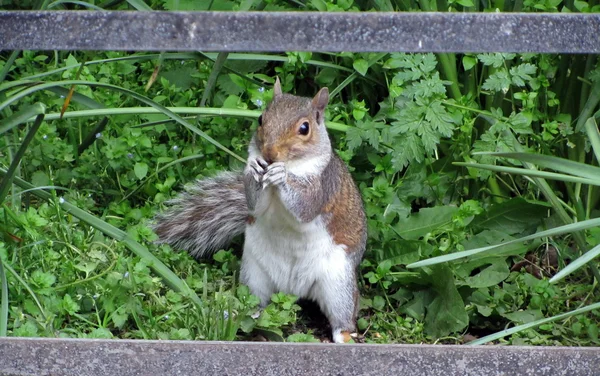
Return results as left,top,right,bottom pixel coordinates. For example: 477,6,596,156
258,115,263,126
298,121,310,135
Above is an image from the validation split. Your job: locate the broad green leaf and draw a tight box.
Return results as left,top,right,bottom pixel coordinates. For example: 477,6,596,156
501,309,544,324
395,206,458,240
457,259,510,289
134,163,149,180
470,198,548,235
353,59,369,76
462,56,477,71
461,230,528,258
482,69,510,92
286,333,320,342
31,171,51,187
424,265,469,337
383,239,426,265
161,65,197,90
401,290,433,320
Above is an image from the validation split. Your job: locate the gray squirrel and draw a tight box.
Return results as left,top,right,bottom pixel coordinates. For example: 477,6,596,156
154,78,367,343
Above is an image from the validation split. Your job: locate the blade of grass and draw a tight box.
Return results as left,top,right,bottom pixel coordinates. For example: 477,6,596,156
33,106,257,120
200,52,229,107
468,301,600,345
0,80,43,96
2,260,47,321
0,257,8,336
47,0,105,10
474,152,600,181
6,186,69,197
330,53,387,98
0,102,46,136
550,243,600,283
0,51,20,84
437,53,461,100
60,62,86,118
125,0,152,10
204,53,355,73
121,154,206,202
454,162,600,186
47,86,106,109
505,133,599,281
131,115,195,128
0,114,45,204
198,0,255,107
584,116,600,163
198,52,264,88
575,79,600,132
145,52,164,92
0,169,203,307
0,80,246,162
23,106,351,132
20,53,353,82
407,217,600,268
78,117,109,155
45,86,110,154
21,53,195,81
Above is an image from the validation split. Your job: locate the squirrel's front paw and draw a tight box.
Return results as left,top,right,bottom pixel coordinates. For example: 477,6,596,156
263,162,287,189
248,157,269,183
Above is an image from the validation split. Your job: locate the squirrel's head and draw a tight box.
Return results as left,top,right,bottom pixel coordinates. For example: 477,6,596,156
254,78,331,165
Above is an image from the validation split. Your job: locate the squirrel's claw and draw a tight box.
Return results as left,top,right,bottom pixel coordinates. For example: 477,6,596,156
249,158,267,183
256,156,269,169
262,162,286,189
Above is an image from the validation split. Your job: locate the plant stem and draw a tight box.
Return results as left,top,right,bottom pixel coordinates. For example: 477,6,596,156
0,114,44,204
0,51,20,84
437,53,462,101
0,257,8,337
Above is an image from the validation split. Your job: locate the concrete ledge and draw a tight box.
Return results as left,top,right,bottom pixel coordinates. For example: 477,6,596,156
0,11,599,53
1,337,599,376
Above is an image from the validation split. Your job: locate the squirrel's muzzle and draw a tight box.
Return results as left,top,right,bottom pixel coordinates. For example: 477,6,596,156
262,145,282,164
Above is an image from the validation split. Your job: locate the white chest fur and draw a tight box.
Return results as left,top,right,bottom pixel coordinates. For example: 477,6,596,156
243,187,349,303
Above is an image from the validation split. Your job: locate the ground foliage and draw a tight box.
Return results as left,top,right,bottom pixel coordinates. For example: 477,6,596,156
0,0,599,345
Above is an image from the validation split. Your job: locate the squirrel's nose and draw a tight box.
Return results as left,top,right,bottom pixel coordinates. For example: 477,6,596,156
262,146,280,164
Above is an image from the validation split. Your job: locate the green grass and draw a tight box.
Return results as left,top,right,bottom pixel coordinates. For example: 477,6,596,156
0,0,599,345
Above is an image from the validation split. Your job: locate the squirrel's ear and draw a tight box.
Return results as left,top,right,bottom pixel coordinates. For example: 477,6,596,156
312,87,329,113
273,77,283,98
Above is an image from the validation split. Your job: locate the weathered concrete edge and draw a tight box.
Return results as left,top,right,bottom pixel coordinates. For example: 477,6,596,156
1,337,599,376
1,11,600,53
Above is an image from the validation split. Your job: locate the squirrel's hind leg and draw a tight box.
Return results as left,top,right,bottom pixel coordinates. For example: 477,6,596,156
312,274,359,344
240,253,275,307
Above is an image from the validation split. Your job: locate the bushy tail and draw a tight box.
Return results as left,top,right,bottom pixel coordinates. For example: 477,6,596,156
153,171,248,259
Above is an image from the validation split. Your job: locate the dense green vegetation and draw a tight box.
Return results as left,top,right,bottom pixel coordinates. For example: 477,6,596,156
1,0,599,345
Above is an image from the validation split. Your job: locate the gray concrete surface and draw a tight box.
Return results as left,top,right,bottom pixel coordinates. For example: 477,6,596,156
0,337,599,376
0,11,599,53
